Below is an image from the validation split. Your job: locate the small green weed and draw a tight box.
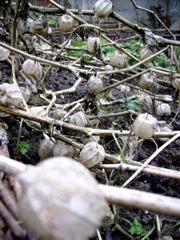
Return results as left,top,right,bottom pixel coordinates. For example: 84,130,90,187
18,141,30,155
129,218,147,237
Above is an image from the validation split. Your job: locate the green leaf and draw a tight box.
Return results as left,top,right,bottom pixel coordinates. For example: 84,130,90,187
18,141,30,155
124,99,140,112
129,218,147,236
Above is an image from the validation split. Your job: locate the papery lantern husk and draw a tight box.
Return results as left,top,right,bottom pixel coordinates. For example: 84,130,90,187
17,157,107,240
94,0,113,18
86,75,103,96
80,142,105,168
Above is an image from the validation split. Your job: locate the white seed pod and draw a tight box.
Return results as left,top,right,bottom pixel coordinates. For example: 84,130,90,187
139,73,154,89
140,46,153,62
156,103,171,116
157,121,172,142
37,138,55,160
80,142,105,168
116,84,130,93
22,59,42,80
68,111,88,127
0,46,10,61
137,95,152,108
51,108,67,120
58,14,75,32
94,0,113,18
53,140,75,158
133,113,157,139
30,106,47,117
87,37,101,54
172,76,180,90
17,157,107,240
105,64,113,71
154,100,161,109
0,83,23,107
86,75,103,96
110,51,126,68
20,87,32,103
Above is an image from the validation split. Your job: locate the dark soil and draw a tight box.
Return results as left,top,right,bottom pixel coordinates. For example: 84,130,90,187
1,56,180,240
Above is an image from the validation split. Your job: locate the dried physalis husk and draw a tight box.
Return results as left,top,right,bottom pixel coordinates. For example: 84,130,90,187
172,76,180,90
86,75,103,96
50,108,67,120
139,73,154,89
87,37,101,54
53,140,75,158
0,83,23,107
68,111,88,127
0,46,10,61
94,0,113,18
133,113,157,139
17,157,107,240
22,59,43,80
105,64,113,71
140,46,153,62
58,14,75,32
116,84,130,93
157,121,172,142
37,138,55,160
20,87,32,103
110,51,126,68
80,142,105,168
137,95,152,109
156,103,171,116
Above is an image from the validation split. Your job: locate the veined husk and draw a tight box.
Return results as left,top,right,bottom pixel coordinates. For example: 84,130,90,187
156,121,172,142
68,111,87,127
0,46,10,61
86,75,103,96
80,142,105,168
139,73,154,89
17,157,107,240
156,103,171,116
0,83,23,107
133,113,157,139
58,14,75,32
50,108,67,120
37,138,55,160
94,0,113,18
22,59,43,80
87,37,101,54
53,140,75,158
172,76,180,90
140,46,153,62
110,51,126,68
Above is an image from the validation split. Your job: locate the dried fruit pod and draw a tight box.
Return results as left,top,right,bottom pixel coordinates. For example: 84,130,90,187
51,108,67,120
0,46,10,61
140,46,153,62
22,59,42,80
94,0,113,18
0,83,23,107
172,76,180,90
86,75,103,96
110,51,126,68
133,113,157,139
157,121,172,142
68,111,87,127
156,103,171,116
137,95,152,108
87,37,101,54
58,14,75,32
116,84,130,93
80,142,105,168
20,87,32,103
105,64,113,71
17,157,107,240
37,138,55,160
53,140,75,158
139,73,154,89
